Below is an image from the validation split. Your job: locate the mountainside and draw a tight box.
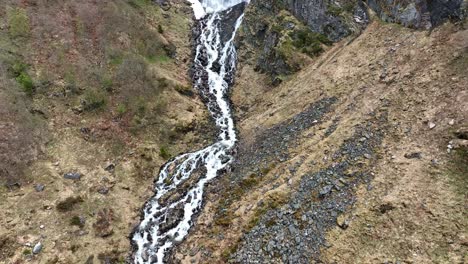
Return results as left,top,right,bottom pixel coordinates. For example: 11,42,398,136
174,13,468,264
0,0,467,263
0,0,214,262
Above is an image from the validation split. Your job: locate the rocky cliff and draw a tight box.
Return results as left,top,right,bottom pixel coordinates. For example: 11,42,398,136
237,0,466,82
368,0,466,28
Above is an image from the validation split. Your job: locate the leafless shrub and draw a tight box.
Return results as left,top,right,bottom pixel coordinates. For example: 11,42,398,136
0,63,47,187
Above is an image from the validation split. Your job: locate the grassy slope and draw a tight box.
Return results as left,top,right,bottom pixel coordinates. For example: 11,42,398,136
0,0,216,263
173,19,468,263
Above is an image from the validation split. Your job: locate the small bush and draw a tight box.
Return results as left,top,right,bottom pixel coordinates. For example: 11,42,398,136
221,242,239,262
128,0,151,9
9,61,34,95
83,89,106,111
16,72,34,95
7,6,30,38
327,5,343,16
147,55,170,63
101,78,113,92
157,25,164,34
108,53,123,66
11,62,27,76
57,196,84,212
289,28,332,57
116,104,127,117
22,249,31,255
157,77,169,89
240,174,259,189
70,216,84,228
260,163,276,175
159,146,171,159
175,84,194,97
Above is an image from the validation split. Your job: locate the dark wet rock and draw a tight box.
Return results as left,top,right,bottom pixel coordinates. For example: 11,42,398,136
97,186,109,195
64,172,81,180
404,152,422,159
378,203,395,214
454,126,468,140
80,127,91,134
4,181,20,190
104,163,115,172
34,184,45,192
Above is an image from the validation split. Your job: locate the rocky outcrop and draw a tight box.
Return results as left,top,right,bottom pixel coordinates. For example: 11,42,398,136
367,0,466,29
238,0,368,81
283,0,369,41
238,0,465,82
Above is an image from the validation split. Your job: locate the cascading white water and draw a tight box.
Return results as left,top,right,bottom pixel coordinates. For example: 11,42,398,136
131,1,247,263
187,0,246,19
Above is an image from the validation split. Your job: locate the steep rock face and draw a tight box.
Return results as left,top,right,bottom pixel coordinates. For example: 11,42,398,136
237,0,368,82
283,0,369,41
240,0,368,82
237,0,465,82
367,0,466,29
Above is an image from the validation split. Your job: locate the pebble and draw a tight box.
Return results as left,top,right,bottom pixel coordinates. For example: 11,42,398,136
32,242,42,254
319,185,333,197
104,163,115,172
404,152,422,159
363,153,372,159
97,186,109,195
336,214,351,229
428,122,436,129
64,172,81,180
449,119,455,125
34,184,45,192
40,225,45,229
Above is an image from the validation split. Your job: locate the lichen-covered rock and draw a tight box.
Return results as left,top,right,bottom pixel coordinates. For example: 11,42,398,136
367,0,466,29
283,0,369,41
238,0,368,80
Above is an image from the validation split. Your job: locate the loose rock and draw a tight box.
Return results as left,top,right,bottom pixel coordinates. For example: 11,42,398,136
64,172,82,180
404,152,422,159
34,184,45,192
104,163,115,172
336,214,351,229
32,242,42,254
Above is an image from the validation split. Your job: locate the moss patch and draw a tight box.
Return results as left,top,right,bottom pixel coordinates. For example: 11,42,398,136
57,196,84,212
6,6,30,38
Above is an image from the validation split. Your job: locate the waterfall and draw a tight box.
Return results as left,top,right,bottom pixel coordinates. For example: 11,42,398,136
130,1,247,263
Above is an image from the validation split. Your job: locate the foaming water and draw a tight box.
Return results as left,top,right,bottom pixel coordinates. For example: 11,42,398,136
187,0,248,19
130,0,247,263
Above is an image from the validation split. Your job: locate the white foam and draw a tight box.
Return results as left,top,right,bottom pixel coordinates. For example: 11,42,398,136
188,0,249,19
131,2,246,263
